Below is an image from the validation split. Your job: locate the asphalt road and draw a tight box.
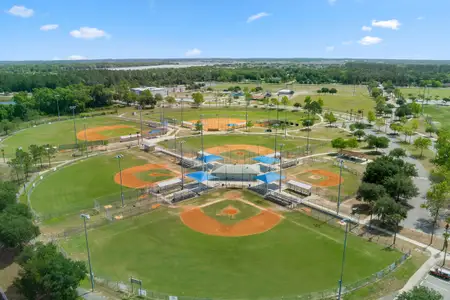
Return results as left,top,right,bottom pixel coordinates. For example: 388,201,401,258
420,274,450,299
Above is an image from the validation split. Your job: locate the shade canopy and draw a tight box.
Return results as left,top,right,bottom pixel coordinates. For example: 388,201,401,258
198,154,224,163
253,156,279,164
256,172,285,184
186,171,218,183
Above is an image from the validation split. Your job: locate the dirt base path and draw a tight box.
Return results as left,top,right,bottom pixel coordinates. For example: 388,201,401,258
113,164,179,188
206,144,273,156
292,169,343,187
77,125,133,141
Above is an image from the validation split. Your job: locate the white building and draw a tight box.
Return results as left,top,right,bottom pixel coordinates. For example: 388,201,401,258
277,89,294,96
131,87,168,96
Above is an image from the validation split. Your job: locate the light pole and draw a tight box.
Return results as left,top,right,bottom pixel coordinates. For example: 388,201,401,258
200,114,205,172
180,141,185,190
337,219,350,300
273,124,279,156
443,223,449,266
279,144,284,192
69,106,77,146
17,147,26,191
336,159,344,215
81,214,95,292
138,105,143,144
115,154,125,207
84,124,88,158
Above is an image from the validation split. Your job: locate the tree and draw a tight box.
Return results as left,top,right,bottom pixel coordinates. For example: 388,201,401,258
331,138,347,152
410,101,421,116
371,87,382,98
353,129,366,141
195,120,203,132
413,137,432,158
397,286,443,300
357,182,386,226
43,145,57,167
14,243,87,300
154,93,163,103
367,111,376,124
324,112,337,126
192,92,204,106
389,148,407,158
384,173,419,202
373,195,406,223
425,125,437,137
302,118,314,130
0,120,14,135
246,120,254,131
317,97,324,107
366,135,389,152
305,101,322,114
28,144,42,168
375,118,385,132
139,90,155,107
293,102,301,109
165,96,176,107
329,88,337,94
304,96,312,105
0,212,39,248
0,180,18,211
346,138,359,149
362,156,418,186
422,182,450,245
410,119,419,132
281,96,289,109
390,123,402,135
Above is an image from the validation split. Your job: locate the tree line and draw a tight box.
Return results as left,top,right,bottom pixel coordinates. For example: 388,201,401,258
1,62,450,93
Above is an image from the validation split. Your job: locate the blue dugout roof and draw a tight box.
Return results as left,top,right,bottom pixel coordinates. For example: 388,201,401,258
256,172,285,184
198,154,224,163
186,171,218,183
253,156,279,164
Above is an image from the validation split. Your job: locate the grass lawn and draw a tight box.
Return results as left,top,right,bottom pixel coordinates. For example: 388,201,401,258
400,87,450,99
0,116,139,158
345,253,427,300
423,105,450,129
286,162,362,200
30,151,148,219
160,134,332,154
135,168,175,183
0,95,13,102
289,126,352,140
140,107,313,124
397,141,435,173
61,200,402,299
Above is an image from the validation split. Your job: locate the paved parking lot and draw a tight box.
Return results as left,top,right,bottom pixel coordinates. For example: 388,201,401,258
421,274,450,299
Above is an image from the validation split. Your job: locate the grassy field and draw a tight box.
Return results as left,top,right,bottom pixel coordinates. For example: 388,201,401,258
61,192,401,299
423,105,450,129
289,126,352,140
138,107,313,125
0,116,139,158
397,141,435,173
400,87,450,99
0,95,13,102
161,134,332,155
30,151,149,219
286,161,362,200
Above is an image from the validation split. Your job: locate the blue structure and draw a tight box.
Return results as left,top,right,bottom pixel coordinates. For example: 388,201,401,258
198,154,223,164
253,156,279,165
256,172,285,184
186,171,218,183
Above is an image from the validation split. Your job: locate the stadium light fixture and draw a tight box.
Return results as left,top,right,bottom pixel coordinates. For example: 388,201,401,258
336,159,344,215
337,218,350,300
115,154,125,207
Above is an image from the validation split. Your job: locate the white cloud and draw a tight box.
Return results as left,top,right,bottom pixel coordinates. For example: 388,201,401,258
362,26,372,32
358,36,382,46
70,27,110,39
326,46,335,52
67,55,87,60
185,48,202,57
7,5,34,18
247,12,270,23
328,0,337,5
371,19,401,30
342,40,353,45
40,24,59,31
417,16,424,21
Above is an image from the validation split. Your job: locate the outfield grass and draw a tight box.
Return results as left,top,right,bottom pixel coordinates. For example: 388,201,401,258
160,134,331,154
0,116,139,158
289,126,352,140
400,87,450,99
140,107,313,124
61,199,401,299
30,151,148,218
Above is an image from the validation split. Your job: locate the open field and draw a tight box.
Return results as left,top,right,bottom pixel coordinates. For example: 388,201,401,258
423,105,450,129
160,134,333,157
61,190,401,299
137,107,314,125
0,95,13,102
289,126,352,140
400,87,450,99
286,161,362,200
29,150,178,219
0,116,140,158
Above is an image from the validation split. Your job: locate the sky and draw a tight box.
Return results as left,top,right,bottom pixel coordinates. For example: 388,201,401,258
1,0,450,61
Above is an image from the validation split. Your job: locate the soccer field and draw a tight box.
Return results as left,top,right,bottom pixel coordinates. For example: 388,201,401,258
399,87,450,99
61,190,401,299
0,116,140,158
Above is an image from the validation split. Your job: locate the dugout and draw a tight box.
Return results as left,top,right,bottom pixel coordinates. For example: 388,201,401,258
287,180,312,196
211,164,261,181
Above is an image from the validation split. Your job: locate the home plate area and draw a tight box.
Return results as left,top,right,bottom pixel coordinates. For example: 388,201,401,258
293,169,343,187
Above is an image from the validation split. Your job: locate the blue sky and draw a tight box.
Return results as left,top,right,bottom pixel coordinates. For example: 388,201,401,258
1,0,449,61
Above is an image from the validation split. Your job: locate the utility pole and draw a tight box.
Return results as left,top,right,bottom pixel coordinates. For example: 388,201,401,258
69,106,77,146
84,124,88,158
116,154,125,207
337,219,350,300
55,94,61,121
279,144,284,192
200,114,205,172
81,214,95,292
336,159,344,215
180,141,185,190
139,105,143,144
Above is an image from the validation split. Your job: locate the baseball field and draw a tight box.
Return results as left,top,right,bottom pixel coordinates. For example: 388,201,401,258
60,189,402,299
